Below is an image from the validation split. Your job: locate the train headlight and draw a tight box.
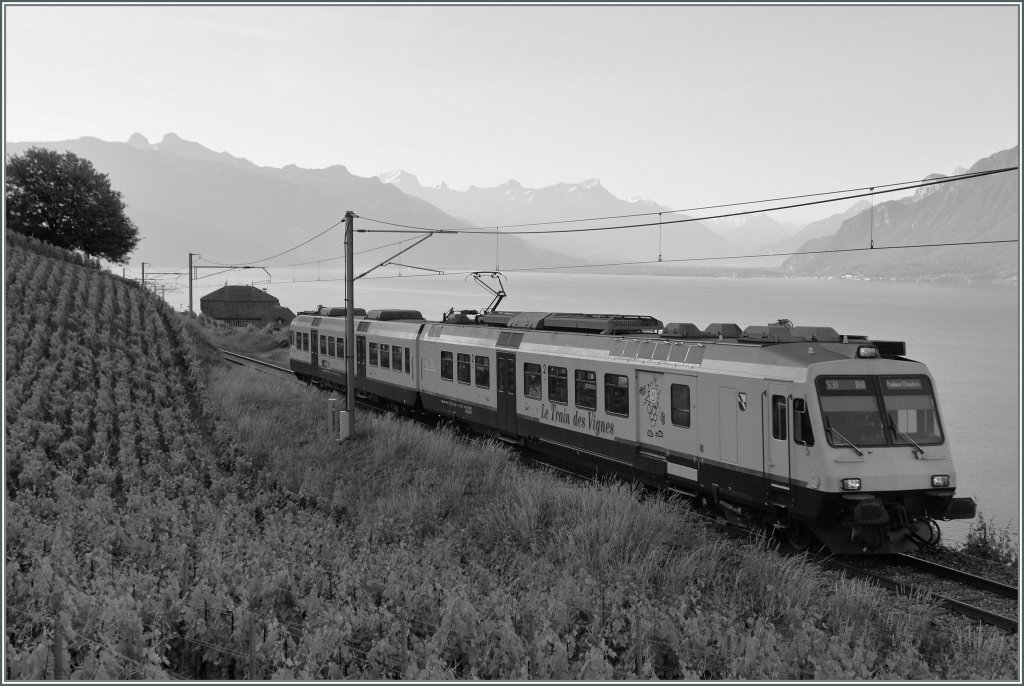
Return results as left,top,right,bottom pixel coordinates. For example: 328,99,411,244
840,478,862,491
856,346,879,358
931,475,950,488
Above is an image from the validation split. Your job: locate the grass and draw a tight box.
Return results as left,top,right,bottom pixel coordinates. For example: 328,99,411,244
192,321,1019,679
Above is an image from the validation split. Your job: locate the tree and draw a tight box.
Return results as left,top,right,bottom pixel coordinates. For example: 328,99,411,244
5,147,140,263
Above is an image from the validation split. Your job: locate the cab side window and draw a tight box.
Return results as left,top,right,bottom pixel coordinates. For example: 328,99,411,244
793,398,814,446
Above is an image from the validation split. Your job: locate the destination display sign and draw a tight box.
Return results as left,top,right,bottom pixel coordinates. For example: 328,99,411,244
824,378,868,392
884,377,926,392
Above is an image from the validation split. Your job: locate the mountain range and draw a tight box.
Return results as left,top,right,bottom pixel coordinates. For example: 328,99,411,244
4,134,1018,283
782,147,1019,282
4,134,573,275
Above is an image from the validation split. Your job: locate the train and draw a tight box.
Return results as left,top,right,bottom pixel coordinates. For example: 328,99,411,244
288,301,976,554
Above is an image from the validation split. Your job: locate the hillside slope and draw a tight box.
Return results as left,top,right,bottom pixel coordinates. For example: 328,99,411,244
4,232,350,678
782,147,1019,282
5,231,229,677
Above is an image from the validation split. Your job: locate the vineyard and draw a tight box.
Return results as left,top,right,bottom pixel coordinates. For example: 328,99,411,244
4,231,1018,680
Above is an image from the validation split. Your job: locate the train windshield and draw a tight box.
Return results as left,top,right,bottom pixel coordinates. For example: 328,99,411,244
817,375,944,450
880,376,944,445
816,377,888,447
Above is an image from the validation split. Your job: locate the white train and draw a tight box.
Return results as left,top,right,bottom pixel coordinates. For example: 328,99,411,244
289,306,976,554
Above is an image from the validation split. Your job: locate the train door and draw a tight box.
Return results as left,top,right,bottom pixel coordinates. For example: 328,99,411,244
496,352,518,436
310,327,320,371
718,387,739,464
764,383,792,503
636,370,669,454
356,335,366,381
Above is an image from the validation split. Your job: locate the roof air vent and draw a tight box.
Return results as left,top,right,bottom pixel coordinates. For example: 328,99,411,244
661,322,710,339
704,323,743,339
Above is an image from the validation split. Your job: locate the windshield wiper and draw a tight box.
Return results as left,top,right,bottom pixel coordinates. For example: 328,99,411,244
826,419,864,456
889,418,925,457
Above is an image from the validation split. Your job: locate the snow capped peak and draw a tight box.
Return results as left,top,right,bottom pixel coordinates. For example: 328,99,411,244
378,170,420,187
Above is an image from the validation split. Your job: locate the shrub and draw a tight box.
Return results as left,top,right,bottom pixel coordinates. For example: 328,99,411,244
962,510,1019,567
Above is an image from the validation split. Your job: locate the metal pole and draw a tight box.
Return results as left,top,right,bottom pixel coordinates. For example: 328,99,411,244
345,211,356,437
142,262,147,290
188,253,195,314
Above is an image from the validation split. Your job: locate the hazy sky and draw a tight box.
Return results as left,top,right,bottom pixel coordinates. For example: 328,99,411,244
3,3,1020,224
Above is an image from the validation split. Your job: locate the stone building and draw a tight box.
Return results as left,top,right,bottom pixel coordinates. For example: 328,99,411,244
199,285,295,329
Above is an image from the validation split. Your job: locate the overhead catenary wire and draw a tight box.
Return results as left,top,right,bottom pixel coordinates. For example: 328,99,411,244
192,237,416,279
190,164,1018,285
357,166,1018,235
197,216,347,268
254,237,1018,286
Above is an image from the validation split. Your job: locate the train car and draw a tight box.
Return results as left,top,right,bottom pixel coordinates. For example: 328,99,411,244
288,308,365,385
355,310,426,411
288,308,976,554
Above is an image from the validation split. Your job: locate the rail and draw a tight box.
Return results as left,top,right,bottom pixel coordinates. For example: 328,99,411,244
821,556,1018,633
893,553,1019,598
218,349,294,378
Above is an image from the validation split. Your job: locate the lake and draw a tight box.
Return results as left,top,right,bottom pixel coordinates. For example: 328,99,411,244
255,271,1022,546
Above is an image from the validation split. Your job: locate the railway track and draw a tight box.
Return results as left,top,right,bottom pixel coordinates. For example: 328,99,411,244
820,553,1019,633
220,347,1019,633
218,349,295,378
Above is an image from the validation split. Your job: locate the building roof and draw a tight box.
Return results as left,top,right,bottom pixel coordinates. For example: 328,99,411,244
201,285,280,304
200,285,283,320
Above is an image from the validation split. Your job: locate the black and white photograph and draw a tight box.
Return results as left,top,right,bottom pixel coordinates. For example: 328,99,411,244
3,2,1020,681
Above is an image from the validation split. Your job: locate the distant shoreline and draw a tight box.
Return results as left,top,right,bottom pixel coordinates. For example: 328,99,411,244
550,264,1020,285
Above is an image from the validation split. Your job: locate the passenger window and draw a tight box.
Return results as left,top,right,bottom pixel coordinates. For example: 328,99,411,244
605,374,629,416
320,335,327,355
404,347,411,374
392,345,402,371
575,370,596,411
338,338,345,358
475,356,490,388
671,384,691,427
369,342,379,366
524,363,542,399
457,353,471,384
441,351,453,381
328,336,336,357
380,344,390,369
548,366,568,404
772,395,787,440
303,333,310,352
